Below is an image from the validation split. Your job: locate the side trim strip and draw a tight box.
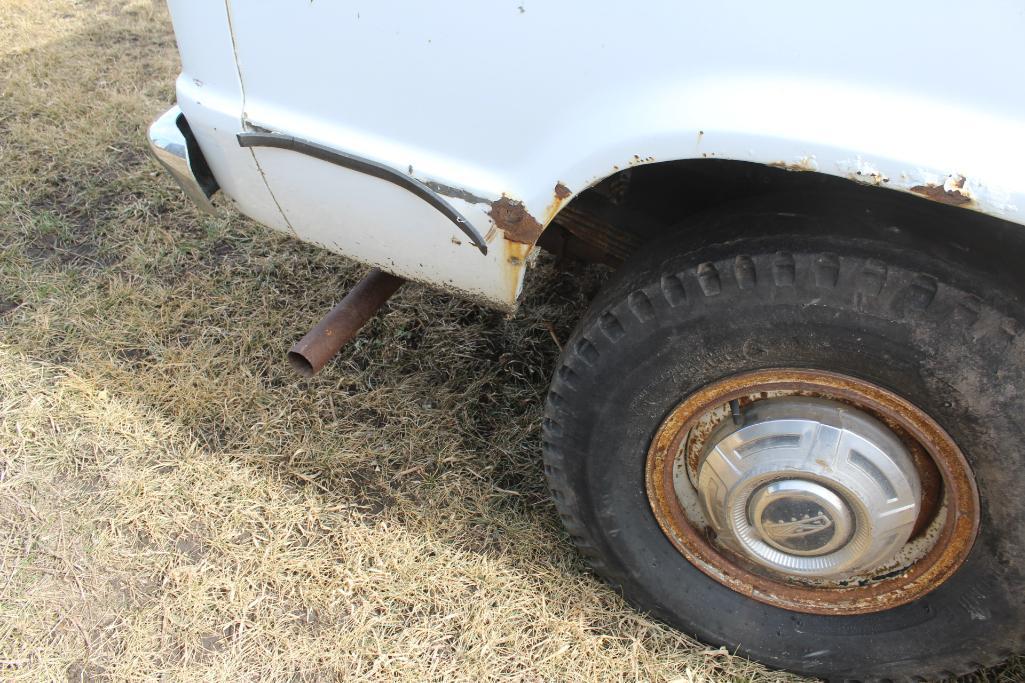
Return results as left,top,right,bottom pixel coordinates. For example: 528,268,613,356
237,131,488,254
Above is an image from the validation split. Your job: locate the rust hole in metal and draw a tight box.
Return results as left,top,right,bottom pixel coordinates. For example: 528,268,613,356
646,368,979,616
488,195,543,244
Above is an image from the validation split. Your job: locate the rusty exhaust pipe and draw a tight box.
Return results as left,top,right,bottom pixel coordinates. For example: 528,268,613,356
288,268,405,377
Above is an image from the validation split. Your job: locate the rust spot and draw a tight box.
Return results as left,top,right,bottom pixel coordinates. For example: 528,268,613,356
911,175,973,206
499,239,533,303
628,154,656,166
488,195,543,244
543,181,574,225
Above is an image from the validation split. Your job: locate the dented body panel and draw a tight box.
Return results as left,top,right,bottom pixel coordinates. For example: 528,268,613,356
164,0,1025,309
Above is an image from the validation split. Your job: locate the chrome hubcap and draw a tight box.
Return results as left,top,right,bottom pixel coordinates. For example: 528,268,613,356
694,397,922,579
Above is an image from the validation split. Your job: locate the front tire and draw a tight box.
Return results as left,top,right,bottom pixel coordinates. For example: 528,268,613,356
542,210,1025,681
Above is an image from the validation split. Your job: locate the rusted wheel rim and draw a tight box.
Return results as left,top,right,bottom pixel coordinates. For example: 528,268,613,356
645,369,979,615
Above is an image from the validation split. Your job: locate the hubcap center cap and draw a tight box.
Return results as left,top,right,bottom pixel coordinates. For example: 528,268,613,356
749,480,852,556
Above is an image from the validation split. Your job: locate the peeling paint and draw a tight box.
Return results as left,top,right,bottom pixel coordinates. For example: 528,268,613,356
769,156,819,172
424,180,490,206
911,174,973,206
850,168,889,185
840,158,889,186
488,195,543,244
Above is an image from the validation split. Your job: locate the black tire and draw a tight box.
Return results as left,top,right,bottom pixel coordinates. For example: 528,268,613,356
542,205,1025,681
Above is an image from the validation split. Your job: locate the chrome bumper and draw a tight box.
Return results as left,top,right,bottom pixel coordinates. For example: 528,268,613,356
147,105,219,214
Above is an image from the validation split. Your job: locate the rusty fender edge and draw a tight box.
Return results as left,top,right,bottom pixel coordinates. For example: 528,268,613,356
486,182,573,246
488,196,543,244
237,131,489,254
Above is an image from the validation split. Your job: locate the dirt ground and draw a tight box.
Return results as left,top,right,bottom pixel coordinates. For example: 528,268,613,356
0,1,1021,681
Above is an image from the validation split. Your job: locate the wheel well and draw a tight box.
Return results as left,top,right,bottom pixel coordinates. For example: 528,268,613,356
539,159,1025,302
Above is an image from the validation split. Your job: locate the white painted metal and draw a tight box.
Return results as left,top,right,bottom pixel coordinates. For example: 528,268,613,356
165,2,284,234
164,1,1025,309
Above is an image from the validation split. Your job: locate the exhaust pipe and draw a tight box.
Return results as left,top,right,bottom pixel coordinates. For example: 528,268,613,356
288,268,405,377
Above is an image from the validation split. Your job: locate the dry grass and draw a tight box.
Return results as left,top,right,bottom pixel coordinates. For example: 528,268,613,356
0,2,1022,681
